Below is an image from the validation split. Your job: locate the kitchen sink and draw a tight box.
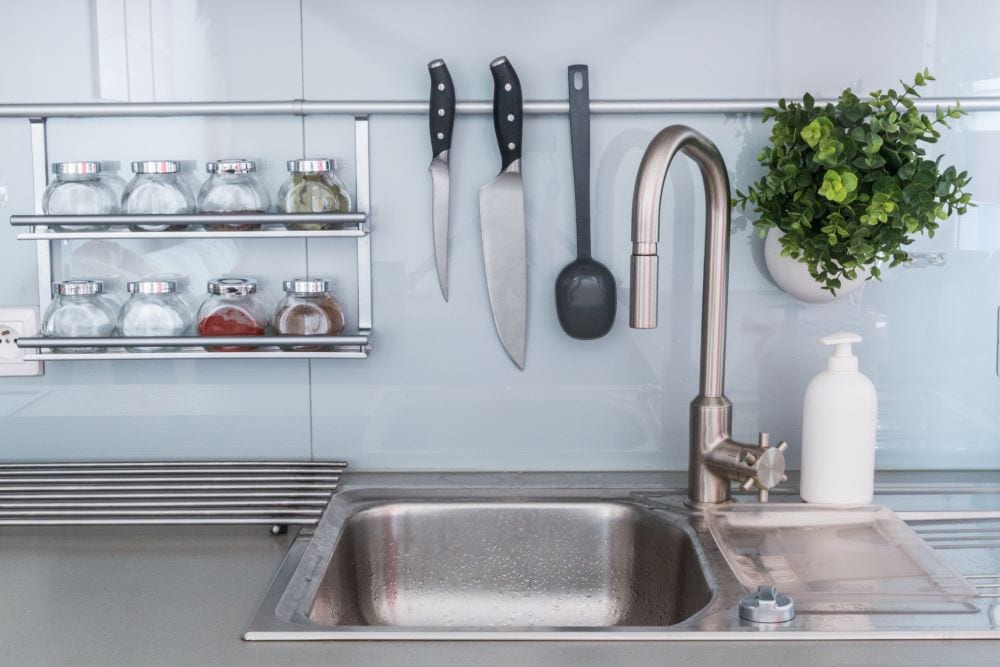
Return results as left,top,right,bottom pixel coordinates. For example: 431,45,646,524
244,477,999,640
245,486,732,639
305,500,711,628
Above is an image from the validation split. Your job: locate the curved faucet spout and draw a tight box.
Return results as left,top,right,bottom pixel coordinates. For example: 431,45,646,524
628,125,787,505
629,125,731,398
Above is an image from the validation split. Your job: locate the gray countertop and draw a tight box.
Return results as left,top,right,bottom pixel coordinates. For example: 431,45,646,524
2,471,999,666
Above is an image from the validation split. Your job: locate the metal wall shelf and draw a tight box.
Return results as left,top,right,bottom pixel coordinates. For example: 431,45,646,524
17,334,370,361
17,229,365,240
10,212,367,240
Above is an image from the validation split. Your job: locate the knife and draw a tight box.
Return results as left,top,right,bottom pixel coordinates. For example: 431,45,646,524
479,56,527,370
427,58,455,301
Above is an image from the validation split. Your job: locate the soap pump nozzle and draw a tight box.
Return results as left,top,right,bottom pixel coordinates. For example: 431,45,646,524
820,332,861,371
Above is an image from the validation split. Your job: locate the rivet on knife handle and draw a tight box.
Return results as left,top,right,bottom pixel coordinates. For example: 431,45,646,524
489,56,523,171
428,59,455,157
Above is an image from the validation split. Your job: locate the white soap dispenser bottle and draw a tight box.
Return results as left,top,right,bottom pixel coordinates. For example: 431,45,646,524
800,332,878,504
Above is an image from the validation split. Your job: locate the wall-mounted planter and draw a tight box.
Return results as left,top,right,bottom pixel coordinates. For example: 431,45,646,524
764,228,869,304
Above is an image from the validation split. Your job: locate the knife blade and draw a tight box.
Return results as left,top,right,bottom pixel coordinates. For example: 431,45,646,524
427,58,455,301
479,56,527,370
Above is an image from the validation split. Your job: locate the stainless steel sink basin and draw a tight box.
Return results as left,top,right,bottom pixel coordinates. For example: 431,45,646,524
306,500,711,628
245,486,727,639
244,477,1000,640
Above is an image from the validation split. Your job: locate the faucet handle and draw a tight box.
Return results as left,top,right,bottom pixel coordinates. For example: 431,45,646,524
740,476,778,503
757,432,788,452
742,433,789,503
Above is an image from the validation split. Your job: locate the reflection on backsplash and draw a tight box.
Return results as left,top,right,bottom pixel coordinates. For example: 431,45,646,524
0,0,999,470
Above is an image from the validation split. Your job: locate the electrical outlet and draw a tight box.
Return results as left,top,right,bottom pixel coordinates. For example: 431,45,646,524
0,307,43,377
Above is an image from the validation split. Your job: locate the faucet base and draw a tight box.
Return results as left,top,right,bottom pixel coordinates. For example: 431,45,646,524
689,397,734,505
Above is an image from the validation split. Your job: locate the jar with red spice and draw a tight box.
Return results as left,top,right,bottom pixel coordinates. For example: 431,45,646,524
196,278,270,352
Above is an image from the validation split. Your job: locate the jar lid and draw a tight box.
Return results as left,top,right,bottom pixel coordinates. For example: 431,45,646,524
207,277,257,296
53,279,103,296
286,158,338,173
207,159,257,174
283,278,330,294
128,280,177,295
132,160,181,174
51,162,101,175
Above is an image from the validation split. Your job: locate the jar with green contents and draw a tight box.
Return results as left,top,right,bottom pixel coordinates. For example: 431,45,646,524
277,159,352,230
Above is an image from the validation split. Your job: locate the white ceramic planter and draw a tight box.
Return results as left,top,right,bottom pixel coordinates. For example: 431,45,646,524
764,228,869,303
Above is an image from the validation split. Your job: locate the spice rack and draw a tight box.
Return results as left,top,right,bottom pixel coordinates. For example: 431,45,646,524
6,113,374,363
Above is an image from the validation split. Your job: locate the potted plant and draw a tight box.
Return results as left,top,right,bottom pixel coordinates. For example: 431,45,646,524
734,70,973,302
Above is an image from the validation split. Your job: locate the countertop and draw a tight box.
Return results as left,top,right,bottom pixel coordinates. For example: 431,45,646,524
2,471,999,666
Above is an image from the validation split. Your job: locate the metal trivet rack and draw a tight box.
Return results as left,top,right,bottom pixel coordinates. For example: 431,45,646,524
0,460,345,531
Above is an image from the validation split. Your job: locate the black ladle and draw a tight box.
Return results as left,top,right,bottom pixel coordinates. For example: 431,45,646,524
555,65,616,340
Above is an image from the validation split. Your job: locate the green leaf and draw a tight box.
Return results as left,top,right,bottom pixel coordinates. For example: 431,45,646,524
840,171,859,192
800,117,832,148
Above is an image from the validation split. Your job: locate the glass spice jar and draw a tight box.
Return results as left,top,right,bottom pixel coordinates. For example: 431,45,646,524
122,160,196,232
277,159,352,230
273,278,346,351
42,162,119,231
117,279,192,353
41,279,117,353
197,159,271,231
196,278,270,352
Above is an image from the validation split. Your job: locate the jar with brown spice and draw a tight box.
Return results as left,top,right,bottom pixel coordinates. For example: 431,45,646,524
277,159,351,230
272,278,345,351
197,159,271,231
196,278,270,352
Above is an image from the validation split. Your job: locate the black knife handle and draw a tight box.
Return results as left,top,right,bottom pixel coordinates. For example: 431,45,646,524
428,59,455,157
489,56,523,171
568,64,591,258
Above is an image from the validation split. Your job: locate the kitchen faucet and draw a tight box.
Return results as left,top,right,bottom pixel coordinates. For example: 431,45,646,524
629,125,788,505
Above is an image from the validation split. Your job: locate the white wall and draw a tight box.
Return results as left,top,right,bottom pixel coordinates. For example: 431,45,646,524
0,0,998,470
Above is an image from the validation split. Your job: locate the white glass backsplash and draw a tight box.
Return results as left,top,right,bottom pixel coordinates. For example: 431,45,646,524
0,0,998,470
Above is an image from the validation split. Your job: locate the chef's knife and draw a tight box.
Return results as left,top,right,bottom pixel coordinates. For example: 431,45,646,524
427,59,455,301
478,56,526,370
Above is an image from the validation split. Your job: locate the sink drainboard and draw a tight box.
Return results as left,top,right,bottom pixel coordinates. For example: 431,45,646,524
0,460,345,528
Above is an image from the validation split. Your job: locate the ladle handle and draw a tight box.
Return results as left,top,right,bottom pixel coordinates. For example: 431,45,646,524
568,65,591,259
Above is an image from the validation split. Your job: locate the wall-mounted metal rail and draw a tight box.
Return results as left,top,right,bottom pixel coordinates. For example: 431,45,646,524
0,460,346,528
0,96,998,118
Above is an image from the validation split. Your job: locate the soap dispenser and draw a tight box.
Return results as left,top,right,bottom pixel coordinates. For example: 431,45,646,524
800,333,878,505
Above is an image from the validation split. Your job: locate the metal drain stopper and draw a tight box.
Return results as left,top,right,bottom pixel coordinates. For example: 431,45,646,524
739,585,796,623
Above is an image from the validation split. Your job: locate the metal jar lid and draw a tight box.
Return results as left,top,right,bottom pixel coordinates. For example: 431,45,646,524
53,279,104,296
127,279,177,295
282,278,330,294
207,277,257,296
286,158,337,173
207,159,257,174
51,162,101,175
132,160,181,174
